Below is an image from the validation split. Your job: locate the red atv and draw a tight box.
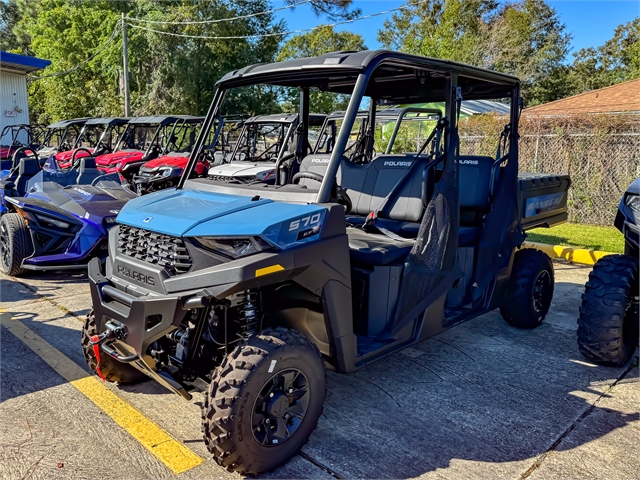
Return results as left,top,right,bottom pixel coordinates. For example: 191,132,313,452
132,115,244,194
94,115,201,182
55,117,130,169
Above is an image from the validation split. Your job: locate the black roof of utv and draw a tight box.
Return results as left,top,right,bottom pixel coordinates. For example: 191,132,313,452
217,50,520,103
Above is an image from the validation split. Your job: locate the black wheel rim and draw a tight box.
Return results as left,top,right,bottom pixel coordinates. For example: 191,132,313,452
0,223,10,270
532,270,551,313
251,368,310,447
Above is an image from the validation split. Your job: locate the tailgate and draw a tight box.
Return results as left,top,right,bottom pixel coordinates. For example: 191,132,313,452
518,172,571,231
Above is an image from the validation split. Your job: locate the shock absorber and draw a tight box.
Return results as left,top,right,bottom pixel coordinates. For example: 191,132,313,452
235,290,259,340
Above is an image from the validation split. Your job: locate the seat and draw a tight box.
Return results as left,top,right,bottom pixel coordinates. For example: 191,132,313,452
458,155,495,246
76,157,97,184
348,228,414,266
14,157,40,195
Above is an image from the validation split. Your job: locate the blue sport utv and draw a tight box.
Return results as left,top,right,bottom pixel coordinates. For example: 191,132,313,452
84,51,571,474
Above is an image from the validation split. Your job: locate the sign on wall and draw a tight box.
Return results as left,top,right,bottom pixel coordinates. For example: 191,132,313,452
5,110,16,117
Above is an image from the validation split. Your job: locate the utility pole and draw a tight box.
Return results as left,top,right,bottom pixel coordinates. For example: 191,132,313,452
121,13,131,117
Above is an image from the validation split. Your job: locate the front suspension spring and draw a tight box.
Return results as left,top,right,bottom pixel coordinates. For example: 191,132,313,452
235,290,260,340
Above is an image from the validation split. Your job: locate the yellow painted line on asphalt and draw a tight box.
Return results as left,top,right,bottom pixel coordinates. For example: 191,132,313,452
0,314,204,474
523,241,613,266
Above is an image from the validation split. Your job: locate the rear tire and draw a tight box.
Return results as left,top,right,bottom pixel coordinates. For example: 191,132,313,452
81,309,146,384
202,327,326,475
500,248,554,328
0,213,34,276
577,254,639,366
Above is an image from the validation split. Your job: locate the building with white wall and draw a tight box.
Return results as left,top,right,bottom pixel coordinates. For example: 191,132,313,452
1,51,50,142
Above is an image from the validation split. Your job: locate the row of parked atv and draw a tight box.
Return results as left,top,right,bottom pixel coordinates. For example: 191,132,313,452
1,49,637,476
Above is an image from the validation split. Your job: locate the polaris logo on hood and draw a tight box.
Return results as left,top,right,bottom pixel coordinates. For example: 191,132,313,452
384,161,412,167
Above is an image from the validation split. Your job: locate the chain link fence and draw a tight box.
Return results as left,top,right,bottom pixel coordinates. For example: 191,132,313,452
459,113,640,225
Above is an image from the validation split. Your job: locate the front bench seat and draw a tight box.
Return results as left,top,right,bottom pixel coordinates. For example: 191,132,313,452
348,228,414,266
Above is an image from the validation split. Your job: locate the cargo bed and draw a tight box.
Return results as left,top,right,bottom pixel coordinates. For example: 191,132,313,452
518,172,571,231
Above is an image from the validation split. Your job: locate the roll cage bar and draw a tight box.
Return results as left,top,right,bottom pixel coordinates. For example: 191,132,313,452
179,50,520,206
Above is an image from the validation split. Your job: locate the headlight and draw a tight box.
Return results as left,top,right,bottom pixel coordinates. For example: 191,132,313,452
114,162,123,169
625,193,640,213
161,168,172,178
193,236,271,259
104,217,117,224
35,214,69,229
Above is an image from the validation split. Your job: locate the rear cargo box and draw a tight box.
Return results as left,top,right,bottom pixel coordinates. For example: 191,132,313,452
518,173,571,231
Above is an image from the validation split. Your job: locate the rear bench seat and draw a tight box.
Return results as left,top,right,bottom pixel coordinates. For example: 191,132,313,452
296,153,497,266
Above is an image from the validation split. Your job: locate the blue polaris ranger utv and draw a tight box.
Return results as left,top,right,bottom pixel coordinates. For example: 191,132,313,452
84,51,570,474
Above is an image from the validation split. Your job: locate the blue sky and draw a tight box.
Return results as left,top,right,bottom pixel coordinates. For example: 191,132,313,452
275,0,640,59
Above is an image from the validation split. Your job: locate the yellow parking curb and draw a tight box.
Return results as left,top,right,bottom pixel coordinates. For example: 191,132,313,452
0,315,204,474
522,241,614,266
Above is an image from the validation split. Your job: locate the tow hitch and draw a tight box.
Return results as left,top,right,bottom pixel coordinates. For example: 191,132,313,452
89,322,139,381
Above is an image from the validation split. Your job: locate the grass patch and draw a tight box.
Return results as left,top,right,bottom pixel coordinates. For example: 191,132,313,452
526,223,624,253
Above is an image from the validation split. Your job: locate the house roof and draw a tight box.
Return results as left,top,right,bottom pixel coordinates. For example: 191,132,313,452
0,51,51,73
524,78,640,115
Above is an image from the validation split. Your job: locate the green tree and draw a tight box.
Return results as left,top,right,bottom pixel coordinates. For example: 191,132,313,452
277,25,366,113
377,0,571,105
14,0,359,122
569,18,640,92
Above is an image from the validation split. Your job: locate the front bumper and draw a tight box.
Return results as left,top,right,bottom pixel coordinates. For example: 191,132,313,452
88,257,194,398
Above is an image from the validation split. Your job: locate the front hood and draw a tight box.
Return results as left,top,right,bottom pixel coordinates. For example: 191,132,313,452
141,154,189,172
55,148,94,161
37,146,58,158
208,162,276,180
96,150,143,166
24,185,135,222
58,185,133,204
117,188,277,236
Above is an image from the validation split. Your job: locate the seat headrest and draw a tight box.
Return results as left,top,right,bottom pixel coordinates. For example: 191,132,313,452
18,157,40,175
79,157,97,169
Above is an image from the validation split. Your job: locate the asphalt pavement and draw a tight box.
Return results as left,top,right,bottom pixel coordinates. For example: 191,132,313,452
0,261,638,479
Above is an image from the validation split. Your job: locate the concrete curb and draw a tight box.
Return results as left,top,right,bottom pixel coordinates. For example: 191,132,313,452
523,241,614,266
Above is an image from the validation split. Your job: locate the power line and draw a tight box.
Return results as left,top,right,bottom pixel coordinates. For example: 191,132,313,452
28,21,122,81
125,0,311,25
126,0,428,40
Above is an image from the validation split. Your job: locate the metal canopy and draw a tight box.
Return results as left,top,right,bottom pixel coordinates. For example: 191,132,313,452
47,118,91,128
127,115,203,125
217,50,520,102
243,113,326,125
84,117,131,126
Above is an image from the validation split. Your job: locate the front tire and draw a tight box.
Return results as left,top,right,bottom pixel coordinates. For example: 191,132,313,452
577,255,639,366
500,248,554,328
0,213,34,276
81,309,146,383
202,327,326,475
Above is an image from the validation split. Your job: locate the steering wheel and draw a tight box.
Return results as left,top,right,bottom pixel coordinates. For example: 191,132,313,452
11,147,39,170
292,171,352,213
336,186,352,214
91,173,116,186
94,141,109,156
292,171,324,185
71,148,93,169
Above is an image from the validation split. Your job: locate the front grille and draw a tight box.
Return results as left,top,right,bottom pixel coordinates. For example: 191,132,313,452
208,174,256,184
117,225,193,275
